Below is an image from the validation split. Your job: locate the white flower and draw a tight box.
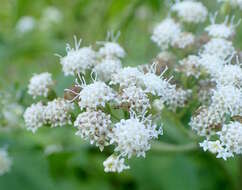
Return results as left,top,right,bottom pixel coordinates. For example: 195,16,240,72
93,58,122,82
24,102,45,133
151,18,181,50
218,122,242,155
0,148,12,176
213,64,242,87
140,66,176,97
44,98,74,127
120,86,150,112
172,32,195,49
28,72,54,99
98,42,126,59
59,37,97,76
103,155,129,173
205,14,240,39
171,1,208,23
16,16,36,34
202,38,235,60
176,55,201,78
165,88,192,110
198,54,225,75
190,106,224,137
210,85,242,117
200,140,224,154
74,109,112,151
110,112,162,158
152,99,165,112
110,67,144,88
77,80,116,109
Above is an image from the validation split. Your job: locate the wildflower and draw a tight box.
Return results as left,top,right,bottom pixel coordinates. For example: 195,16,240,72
110,67,144,88
151,18,181,50
0,148,12,176
23,102,45,133
59,37,97,76
202,38,235,60
110,111,162,158
172,32,195,49
171,0,208,23
213,64,242,87
93,58,122,82
119,86,150,112
16,16,36,34
97,31,125,59
103,155,129,173
74,109,112,151
218,122,242,156
44,98,74,127
205,14,240,39
176,55,201,78
77,80,116,109
28,72,54,99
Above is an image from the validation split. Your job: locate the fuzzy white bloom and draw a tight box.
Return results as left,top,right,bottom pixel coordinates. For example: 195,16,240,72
74,110,112,151
198,54,225,75
103,155,130,173
151,18,181,50
59,37,97,76
77,80,116,109
93,58,122,82
0,148,12,176
28,72,54,99
213,64,242,87
171,1,208,23
218,0,242,9
24,102,45,133
202,38,235,60
210,85,242,117
110,67,144,88
165,88,192,110
16,16,36,34
205,14,240,39
176,55,201,78
190,106,224,137
120,86,150,112
110,112,162,158
218,122,242,156
141,66,176,98
44,98,74,127
98,42,126,59
172,32,195,49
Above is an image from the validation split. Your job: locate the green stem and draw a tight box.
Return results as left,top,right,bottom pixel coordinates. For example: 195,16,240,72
151,141,198,153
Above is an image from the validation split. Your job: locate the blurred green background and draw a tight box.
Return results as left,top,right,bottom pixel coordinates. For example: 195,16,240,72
0,0,242,190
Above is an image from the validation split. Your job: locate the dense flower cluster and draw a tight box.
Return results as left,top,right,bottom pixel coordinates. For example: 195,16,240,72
22,0,242,175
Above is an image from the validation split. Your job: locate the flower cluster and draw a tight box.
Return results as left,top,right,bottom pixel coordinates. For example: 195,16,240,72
23,0,242,174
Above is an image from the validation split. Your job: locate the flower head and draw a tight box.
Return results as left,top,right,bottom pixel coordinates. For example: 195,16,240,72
24,102,45,133
151,18,181,50
59,37,97,76
44,98,74,127
171,0,208,23
103,155,129,173
74,109,112,151
28,72,54,99
93,58,122,82
110,111,162,158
